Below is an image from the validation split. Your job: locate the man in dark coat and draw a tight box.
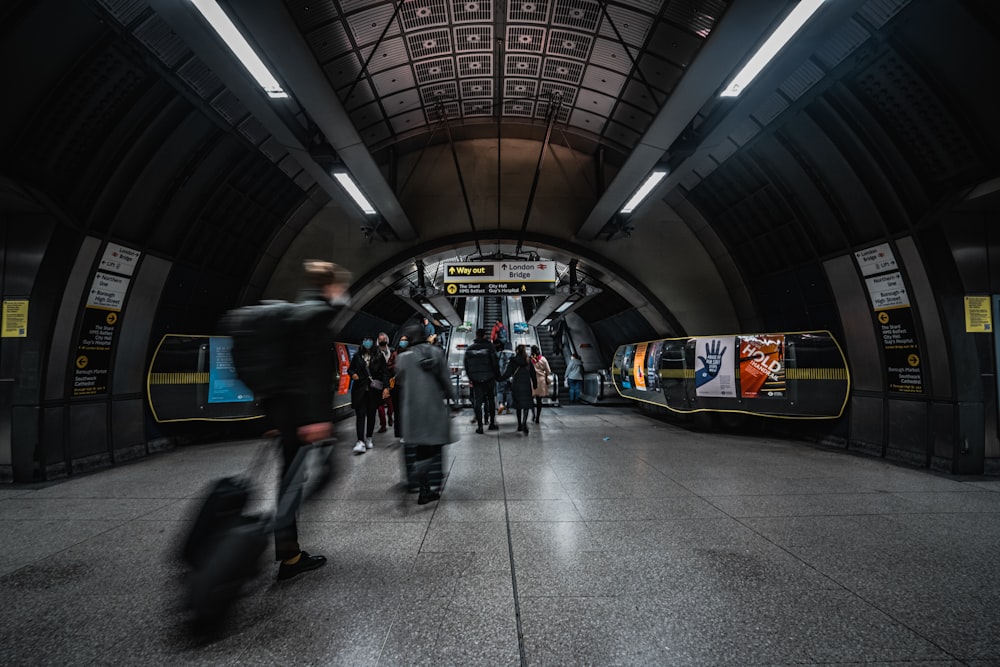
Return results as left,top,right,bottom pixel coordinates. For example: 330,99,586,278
464,328,500,433
265,260,350,581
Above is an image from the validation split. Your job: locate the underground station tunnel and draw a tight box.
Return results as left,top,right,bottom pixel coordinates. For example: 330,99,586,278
2,0,1000,664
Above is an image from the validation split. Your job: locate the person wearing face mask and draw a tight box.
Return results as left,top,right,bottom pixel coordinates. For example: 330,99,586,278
375,332,395,433
348,335,389,454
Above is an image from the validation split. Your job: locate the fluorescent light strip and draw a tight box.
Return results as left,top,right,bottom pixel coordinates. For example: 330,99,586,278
333,172,378,215
720,0,827,98
620,170,668,214
189,0,289,98
555,300,574,313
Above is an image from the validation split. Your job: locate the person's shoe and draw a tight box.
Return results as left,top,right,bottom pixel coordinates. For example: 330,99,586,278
353,440,366,454
523,424,529,435
377,426,387,433
277,551,326,581
497,405,505,415
417,489,441,505
534,416,540,424
365,437,374,449
475,427,484,434
487,423,498,431
469,416,478,424
388,417,394,427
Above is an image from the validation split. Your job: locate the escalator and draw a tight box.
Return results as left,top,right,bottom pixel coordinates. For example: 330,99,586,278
537,326,565,400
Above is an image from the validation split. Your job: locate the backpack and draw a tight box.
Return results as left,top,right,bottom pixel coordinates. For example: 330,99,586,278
220,301,297,398
497,349,515,377
497,324,509,343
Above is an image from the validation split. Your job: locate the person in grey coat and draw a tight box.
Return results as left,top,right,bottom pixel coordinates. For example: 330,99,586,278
395,321,456,504
502,344,537,434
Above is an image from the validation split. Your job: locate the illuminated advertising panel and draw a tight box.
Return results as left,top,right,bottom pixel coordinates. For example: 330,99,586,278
693,336,736,398
738,334,786,399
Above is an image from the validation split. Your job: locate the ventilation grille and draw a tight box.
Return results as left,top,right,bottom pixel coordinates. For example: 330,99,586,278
505,54,543,77
460,78,493,98
454,25,493,51
415,57,456,84
547,29,592,60
408,29,452,59
508,0,551,24
134,14,189,67
507,25,547,52
457,54,492,76
451,0,492,23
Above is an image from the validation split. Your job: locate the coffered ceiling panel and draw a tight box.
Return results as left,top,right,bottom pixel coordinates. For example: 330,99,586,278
286,0,729,155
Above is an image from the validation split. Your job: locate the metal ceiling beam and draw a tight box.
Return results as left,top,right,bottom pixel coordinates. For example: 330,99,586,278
148,0,349,208
229,2,417,241
641,0,888,204
575,0,792,240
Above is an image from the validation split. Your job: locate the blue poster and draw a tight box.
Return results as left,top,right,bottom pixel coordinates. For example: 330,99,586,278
208,336,254,403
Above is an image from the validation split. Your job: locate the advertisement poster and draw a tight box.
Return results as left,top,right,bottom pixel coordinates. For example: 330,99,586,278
965,296,992,333
633,342,649,391
645,341,663,392
618,344,635,389
694,336,736,398
207,337,254,404
738,334,786,399
338,344,356,395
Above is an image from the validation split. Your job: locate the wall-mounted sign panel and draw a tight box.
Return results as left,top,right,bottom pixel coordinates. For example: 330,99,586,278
1,300,28,337
86,271,130,311
865,272,910,310
99,243,141,277
965,296,992,332
854,243,897,277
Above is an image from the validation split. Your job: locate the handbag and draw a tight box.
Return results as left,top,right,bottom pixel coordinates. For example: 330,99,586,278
370,378,383,391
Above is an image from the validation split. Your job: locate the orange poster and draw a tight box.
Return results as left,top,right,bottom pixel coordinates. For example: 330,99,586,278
633,342,648,391
738,334,786,399
336,343,352,395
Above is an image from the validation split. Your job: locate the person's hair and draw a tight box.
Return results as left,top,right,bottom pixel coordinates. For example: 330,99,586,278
531,345,540,356
515,343,526,357
476,328,487,339
401,321,426,345
377,331,389,342
303,260,350,289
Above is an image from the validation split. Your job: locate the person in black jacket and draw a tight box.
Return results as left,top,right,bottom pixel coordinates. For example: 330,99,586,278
502,343,537,434
266,260,350,581
464,328,500,433
348,335,390,454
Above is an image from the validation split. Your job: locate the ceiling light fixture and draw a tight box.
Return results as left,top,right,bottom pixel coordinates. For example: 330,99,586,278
189,0,288,98
332,172,378,215
720,0,827,98
620,170,668,214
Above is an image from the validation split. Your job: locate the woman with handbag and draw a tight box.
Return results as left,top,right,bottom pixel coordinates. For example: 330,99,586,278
348,335,389,454
503,344,537,434
530,345,551,424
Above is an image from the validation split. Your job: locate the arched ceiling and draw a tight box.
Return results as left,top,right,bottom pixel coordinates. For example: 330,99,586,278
3,0,999,341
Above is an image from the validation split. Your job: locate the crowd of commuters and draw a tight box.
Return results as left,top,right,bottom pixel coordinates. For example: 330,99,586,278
255,289,588,583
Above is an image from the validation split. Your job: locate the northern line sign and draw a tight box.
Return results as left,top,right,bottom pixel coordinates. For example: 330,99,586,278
444,261,556,295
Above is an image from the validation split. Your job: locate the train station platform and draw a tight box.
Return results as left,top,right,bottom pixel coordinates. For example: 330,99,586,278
2,405,999,665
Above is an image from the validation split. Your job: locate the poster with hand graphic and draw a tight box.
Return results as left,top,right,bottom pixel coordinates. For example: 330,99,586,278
694,336,736,397
738,334,786,398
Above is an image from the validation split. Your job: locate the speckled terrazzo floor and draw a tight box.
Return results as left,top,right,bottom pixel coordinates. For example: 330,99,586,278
2,405,999,666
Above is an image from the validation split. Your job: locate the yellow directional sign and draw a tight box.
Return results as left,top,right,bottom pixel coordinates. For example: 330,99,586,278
106,312,118,325
447,284,457,295
76,355,89,369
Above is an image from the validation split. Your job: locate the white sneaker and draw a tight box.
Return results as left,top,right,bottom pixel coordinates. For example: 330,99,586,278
353,440,366,454
365,437,374,449
399,438,405,444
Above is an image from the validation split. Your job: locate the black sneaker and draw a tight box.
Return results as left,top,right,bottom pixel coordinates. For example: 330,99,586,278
277,551,327,581
475,427,484,434
487,423,498,431
417,489,441,505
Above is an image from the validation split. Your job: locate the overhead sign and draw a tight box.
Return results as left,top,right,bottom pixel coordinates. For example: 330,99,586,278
444,261,555,284
445,282,555,296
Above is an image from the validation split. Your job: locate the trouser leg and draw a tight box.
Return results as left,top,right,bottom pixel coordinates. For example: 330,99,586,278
365,393,378,438
268,401,301,561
